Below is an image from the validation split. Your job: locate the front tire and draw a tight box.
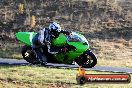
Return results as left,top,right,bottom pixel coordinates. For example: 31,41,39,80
75,50,97,68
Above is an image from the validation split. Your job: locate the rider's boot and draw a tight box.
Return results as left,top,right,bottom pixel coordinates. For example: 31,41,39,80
34,48,47,65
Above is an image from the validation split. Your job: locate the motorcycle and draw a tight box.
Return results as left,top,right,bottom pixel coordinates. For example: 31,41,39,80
15,31,97,68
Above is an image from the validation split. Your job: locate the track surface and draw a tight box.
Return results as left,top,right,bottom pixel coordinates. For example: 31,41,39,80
0,58,132,73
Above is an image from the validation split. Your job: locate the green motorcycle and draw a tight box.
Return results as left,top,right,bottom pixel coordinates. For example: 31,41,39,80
16,31,97,68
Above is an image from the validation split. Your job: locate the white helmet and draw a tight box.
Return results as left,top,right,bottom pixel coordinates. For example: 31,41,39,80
49,22,61,32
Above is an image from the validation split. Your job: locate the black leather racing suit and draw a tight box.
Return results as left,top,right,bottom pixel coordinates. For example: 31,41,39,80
32,28,70,65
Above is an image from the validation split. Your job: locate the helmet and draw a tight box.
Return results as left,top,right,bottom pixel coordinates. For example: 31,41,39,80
49,22,61,32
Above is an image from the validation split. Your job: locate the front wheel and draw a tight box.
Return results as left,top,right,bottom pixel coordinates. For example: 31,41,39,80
75,50,97,68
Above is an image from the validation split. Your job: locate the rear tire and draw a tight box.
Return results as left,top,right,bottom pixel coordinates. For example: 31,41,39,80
75,50,97,68
21,45,39,64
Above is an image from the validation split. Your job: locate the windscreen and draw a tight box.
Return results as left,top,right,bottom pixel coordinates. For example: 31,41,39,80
67,32,88,44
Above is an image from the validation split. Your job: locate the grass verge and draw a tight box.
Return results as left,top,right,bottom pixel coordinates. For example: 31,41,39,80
0,65,131,88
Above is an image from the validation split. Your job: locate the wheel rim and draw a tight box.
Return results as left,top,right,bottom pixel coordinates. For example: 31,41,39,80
76,54,95,67
25,52,30,57
24,50,38,63
24,50,32,58
84,55,94,65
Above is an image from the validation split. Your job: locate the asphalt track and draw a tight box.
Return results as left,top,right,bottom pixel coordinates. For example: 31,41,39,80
0,58,132,73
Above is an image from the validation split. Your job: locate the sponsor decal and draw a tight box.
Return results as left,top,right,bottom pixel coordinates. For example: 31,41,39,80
76,67,131,85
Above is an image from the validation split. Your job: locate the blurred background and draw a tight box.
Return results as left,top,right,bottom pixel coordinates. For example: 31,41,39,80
0,0,131,67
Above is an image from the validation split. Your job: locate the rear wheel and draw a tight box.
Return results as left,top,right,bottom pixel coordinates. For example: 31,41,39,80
75,50,97,68
22,45,40,64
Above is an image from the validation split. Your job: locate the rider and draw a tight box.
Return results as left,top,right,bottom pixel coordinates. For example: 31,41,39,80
32,22,70,65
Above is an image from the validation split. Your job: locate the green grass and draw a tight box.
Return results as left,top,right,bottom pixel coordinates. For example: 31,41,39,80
0,65,131,88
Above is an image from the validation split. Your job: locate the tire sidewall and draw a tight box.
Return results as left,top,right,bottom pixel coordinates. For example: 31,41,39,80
21,45,39,64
